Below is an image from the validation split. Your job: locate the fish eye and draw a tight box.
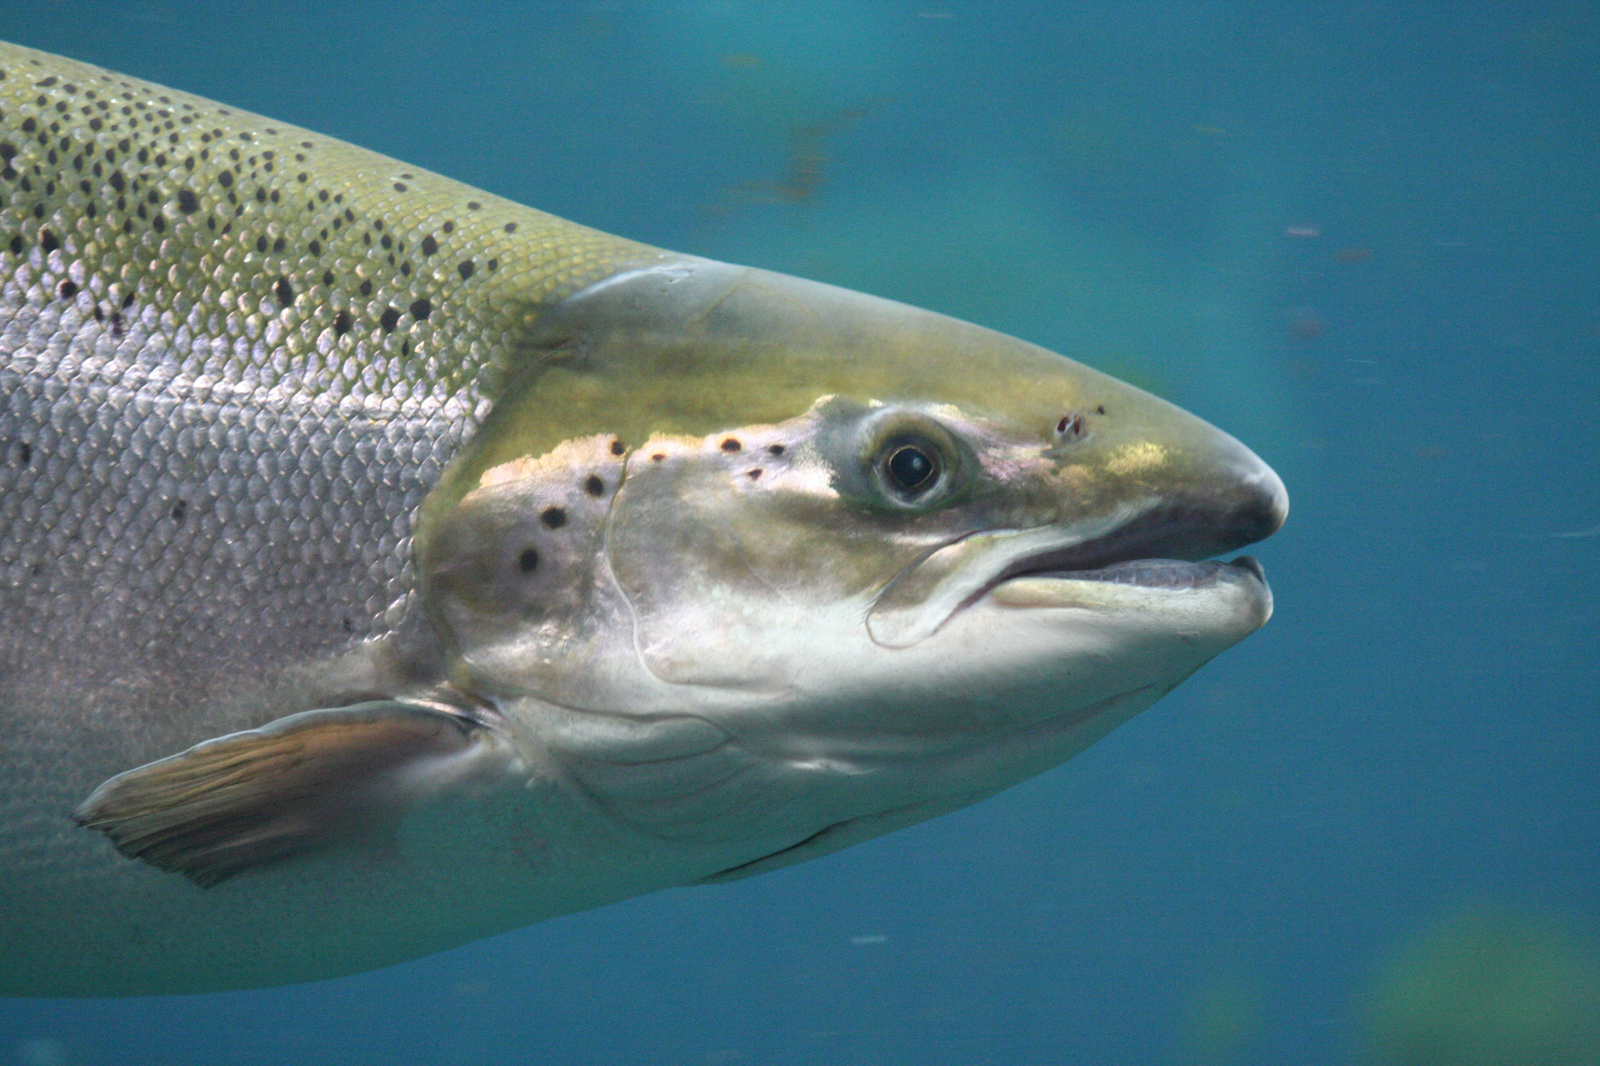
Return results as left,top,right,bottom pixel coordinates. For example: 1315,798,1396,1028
885,443,938,497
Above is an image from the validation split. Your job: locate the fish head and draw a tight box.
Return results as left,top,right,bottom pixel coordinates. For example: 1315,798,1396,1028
417,260,1286,841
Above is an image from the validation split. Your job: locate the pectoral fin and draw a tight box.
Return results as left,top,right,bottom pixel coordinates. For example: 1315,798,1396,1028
75,701,520,887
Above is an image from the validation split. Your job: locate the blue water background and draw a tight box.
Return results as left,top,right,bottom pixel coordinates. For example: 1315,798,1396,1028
2,3,1596,1064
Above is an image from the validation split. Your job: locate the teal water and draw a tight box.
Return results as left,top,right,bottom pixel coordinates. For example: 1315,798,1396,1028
2,3,1596,1064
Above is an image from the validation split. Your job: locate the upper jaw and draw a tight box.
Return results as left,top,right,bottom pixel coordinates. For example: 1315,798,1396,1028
867,457,1287,649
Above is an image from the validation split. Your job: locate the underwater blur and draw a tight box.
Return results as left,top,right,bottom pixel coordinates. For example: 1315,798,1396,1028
0,1,1595,1063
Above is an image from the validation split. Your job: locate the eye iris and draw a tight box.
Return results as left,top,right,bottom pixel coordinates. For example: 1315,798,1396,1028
887,445,937,495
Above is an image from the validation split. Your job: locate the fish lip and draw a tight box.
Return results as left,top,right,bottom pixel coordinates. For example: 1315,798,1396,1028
993,555,1267,593
978,499,1277,600
992,500,1278,583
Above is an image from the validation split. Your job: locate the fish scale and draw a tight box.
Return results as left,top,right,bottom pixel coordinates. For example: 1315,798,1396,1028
0,40,662,682
0,42,665,990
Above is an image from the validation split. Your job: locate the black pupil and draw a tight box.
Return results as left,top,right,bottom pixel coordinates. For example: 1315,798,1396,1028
887,445,936,494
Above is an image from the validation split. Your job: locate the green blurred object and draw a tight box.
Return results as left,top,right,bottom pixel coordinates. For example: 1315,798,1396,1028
1365,907,1600,1066
1178,970,1265,1064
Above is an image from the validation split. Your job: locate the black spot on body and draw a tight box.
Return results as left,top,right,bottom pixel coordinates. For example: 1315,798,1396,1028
420,235,437,255
333,310,352,335
39,229,57,252
170,499,188,523
409,297,431,320
540,507,567,529
322,270,335,286
584,475,605,496
504,221,517,233
517,547,539,573
767,444,785,456
379,307,400,332
359,279,372,296
308,239,320,255
393,181,407,192
458,260,474,279
16,441,32,465
274,277,294,307
57,279,77,299
610,440,626,456
721,438,741,452
218,170,232,187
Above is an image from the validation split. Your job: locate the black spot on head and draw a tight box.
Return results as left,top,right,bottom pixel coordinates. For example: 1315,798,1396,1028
766,443,786,456
467,200,481,210
420,235,437,255
1096,404,1107,415
584,475,605,496
540,506,567,530
409,297,431,320
393,181,407,192
610,439,626,456
517,547,539,574
457,260,475,280
720,438,742,453
503,221,517,234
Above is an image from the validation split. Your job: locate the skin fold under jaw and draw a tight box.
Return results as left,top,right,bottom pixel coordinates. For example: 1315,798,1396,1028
0,40,1286,996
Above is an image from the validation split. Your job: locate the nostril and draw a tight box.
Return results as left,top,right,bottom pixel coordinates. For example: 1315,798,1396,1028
1054,413,1087,442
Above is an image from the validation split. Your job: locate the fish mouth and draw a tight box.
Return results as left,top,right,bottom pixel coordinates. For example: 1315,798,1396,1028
979,499,1275,597
992,554,1266,594
867,491,1283,649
